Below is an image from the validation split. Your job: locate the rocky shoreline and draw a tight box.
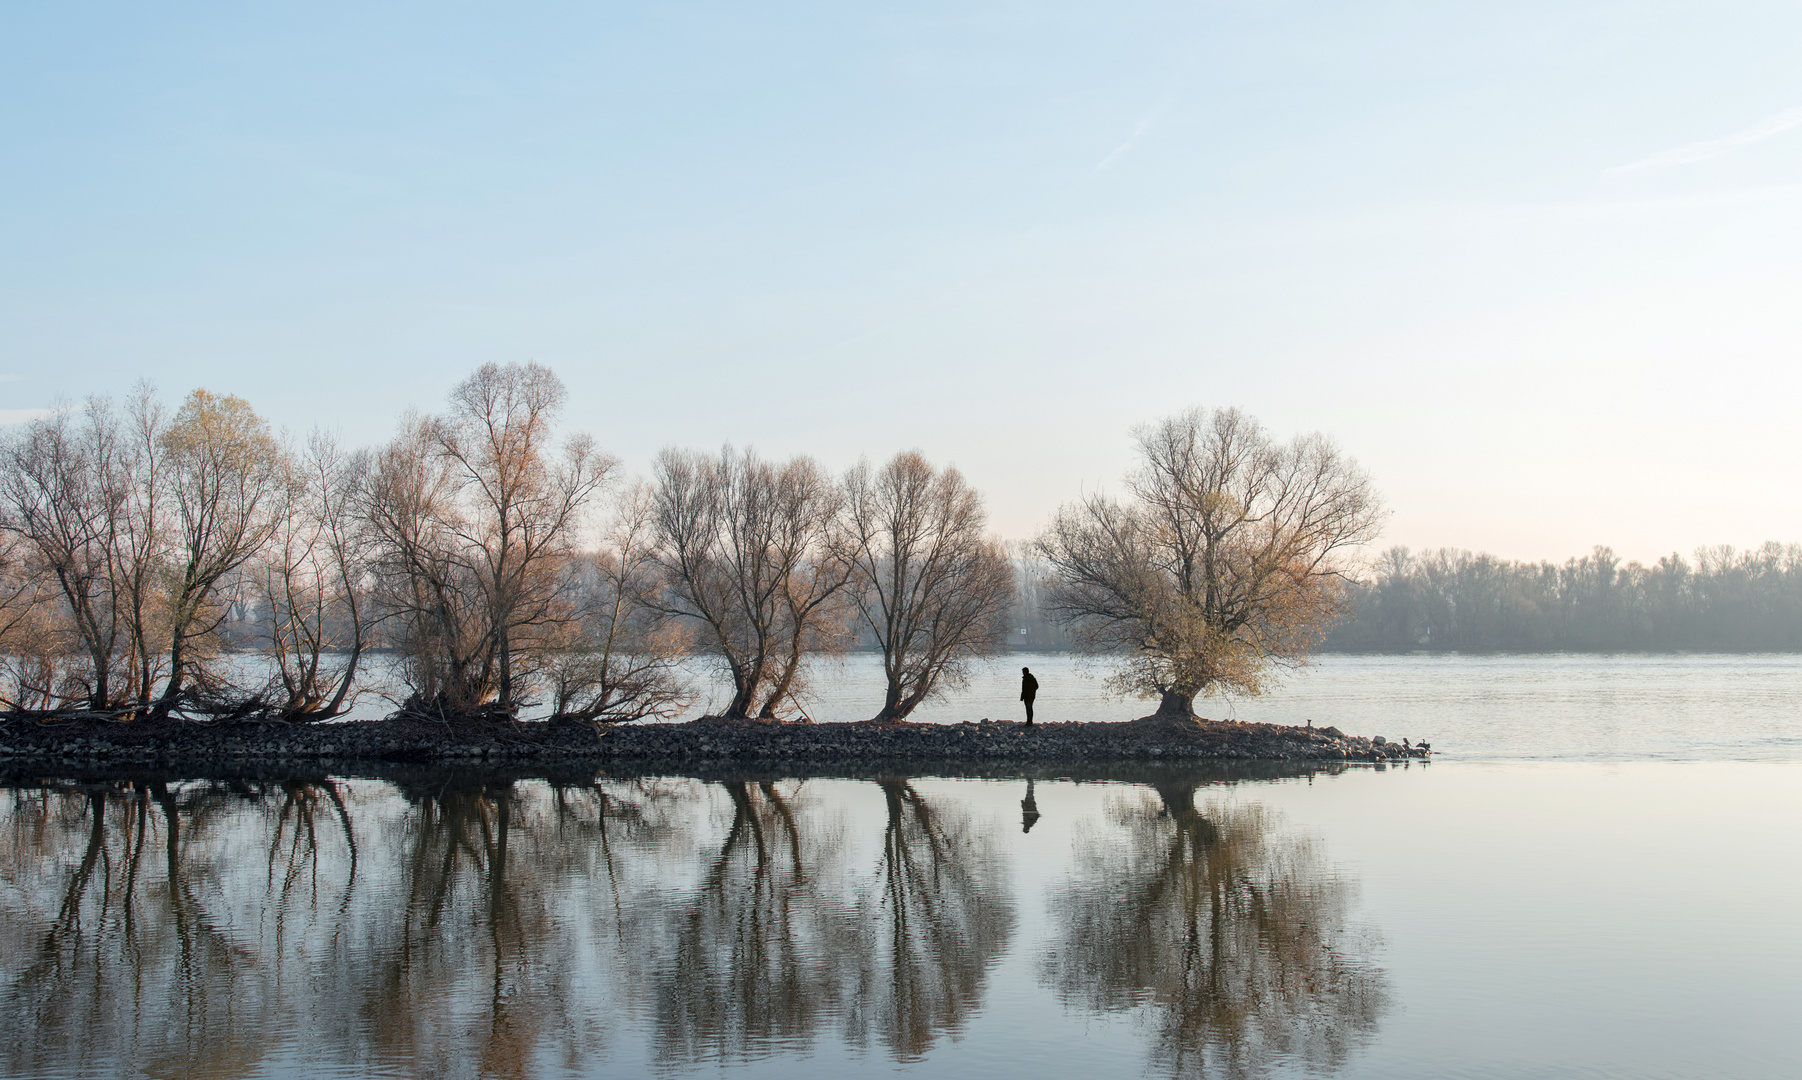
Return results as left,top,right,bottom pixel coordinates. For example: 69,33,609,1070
0,713,1430,769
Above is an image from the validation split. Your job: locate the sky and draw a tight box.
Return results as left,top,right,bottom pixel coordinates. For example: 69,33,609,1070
4,1,1802,565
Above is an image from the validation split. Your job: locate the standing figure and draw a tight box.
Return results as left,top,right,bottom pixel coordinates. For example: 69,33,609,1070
1020,666,1039,727
1021,778,1041,833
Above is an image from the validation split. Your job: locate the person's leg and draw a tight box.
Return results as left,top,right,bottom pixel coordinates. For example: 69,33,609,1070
1025,699,1034,724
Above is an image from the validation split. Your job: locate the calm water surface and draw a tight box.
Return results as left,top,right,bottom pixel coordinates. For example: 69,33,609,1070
792,651,1802,761
335,651,1802,760
4,655,1800,1079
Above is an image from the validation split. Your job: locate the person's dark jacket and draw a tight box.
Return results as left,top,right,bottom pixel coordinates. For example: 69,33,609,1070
1020,672,1039,701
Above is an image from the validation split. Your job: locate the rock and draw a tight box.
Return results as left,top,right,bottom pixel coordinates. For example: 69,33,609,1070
0,711,1432,768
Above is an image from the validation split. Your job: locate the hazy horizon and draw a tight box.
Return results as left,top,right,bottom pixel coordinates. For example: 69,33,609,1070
6,2,1802,565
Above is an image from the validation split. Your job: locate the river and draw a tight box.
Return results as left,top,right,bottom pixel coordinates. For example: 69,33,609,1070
2,654,1798,1078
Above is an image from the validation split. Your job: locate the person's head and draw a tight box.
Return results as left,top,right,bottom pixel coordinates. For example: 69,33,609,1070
1022,666,1030,674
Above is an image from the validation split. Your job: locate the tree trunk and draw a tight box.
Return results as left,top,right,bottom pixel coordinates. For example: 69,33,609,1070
320,643,362,719
873,679,905,721
724,659,759,719
1155,689,1194,718
152,633,186,720
759,642,806,719
496,621,512,712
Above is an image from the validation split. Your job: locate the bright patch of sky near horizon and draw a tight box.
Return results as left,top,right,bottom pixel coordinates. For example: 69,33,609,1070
4,1,1802,564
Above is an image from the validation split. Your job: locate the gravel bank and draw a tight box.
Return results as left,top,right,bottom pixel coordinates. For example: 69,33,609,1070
0,713,1430,768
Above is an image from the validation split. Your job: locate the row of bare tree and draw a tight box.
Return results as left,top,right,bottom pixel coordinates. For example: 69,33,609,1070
0,363,1018,723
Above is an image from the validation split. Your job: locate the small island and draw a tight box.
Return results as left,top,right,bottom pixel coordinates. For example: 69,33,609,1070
1,373,1425,772
0,713,1429,768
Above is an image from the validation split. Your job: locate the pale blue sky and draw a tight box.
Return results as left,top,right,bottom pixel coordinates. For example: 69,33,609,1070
5,1,1802,561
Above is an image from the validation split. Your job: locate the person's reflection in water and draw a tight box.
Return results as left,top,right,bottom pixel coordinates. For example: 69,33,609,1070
1020,779,1041,833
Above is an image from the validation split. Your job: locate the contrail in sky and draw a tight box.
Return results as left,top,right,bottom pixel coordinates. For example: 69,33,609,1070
1607,105,1802,173
1092,97,1172,173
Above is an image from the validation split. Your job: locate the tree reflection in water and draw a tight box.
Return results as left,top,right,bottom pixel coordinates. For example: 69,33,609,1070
0,777,348,1079
648,777,1014,1066
0,773,694,1079
351,775,694,1079
1040,782,1388,1078
846,777,1014,1060
649,780,856,1065
0,770,1383,1078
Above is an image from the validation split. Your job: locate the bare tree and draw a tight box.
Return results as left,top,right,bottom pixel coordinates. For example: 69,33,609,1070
0,531,60,711
255,432,374,720
364,363,613,718
1037,408,1382,719
843,452,1014,720
0,396,164,715
363,412,490,714
435,362,613,711
152,389,286,717
114,386,170,715
1,405,119,711
650,447,852,720
542,484,693,723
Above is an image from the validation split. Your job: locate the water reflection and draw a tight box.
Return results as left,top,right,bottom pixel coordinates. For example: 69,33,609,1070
852,778,1013,1059
1040,782,1387,1077
650,780,854,1065
648,776,1014,1065
2,778,346,1079
0,766,1380,1078
374,779,581,1079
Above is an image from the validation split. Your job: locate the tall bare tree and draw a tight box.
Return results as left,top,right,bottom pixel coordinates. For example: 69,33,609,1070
436,362,613,710
365,363,612,717
1037,407,1382,719
152,389,286,717
843,452,1014,720
114,387,170,714
0,402,127,711
650,447,852,720
256,432,374,720
541,484,693,723
364,412,490,714
0,394,169,714
0,531,59,711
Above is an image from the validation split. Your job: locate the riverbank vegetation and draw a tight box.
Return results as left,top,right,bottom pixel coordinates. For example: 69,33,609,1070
7,364,1799,731
0,364,1018,725
1326,543,1802,652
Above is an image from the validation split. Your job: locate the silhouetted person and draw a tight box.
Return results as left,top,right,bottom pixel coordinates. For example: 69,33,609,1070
1020,666,1038,726
1021,778,1041,833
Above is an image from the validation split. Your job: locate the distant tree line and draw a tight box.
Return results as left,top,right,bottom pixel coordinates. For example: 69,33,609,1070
1326,544,1802,652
